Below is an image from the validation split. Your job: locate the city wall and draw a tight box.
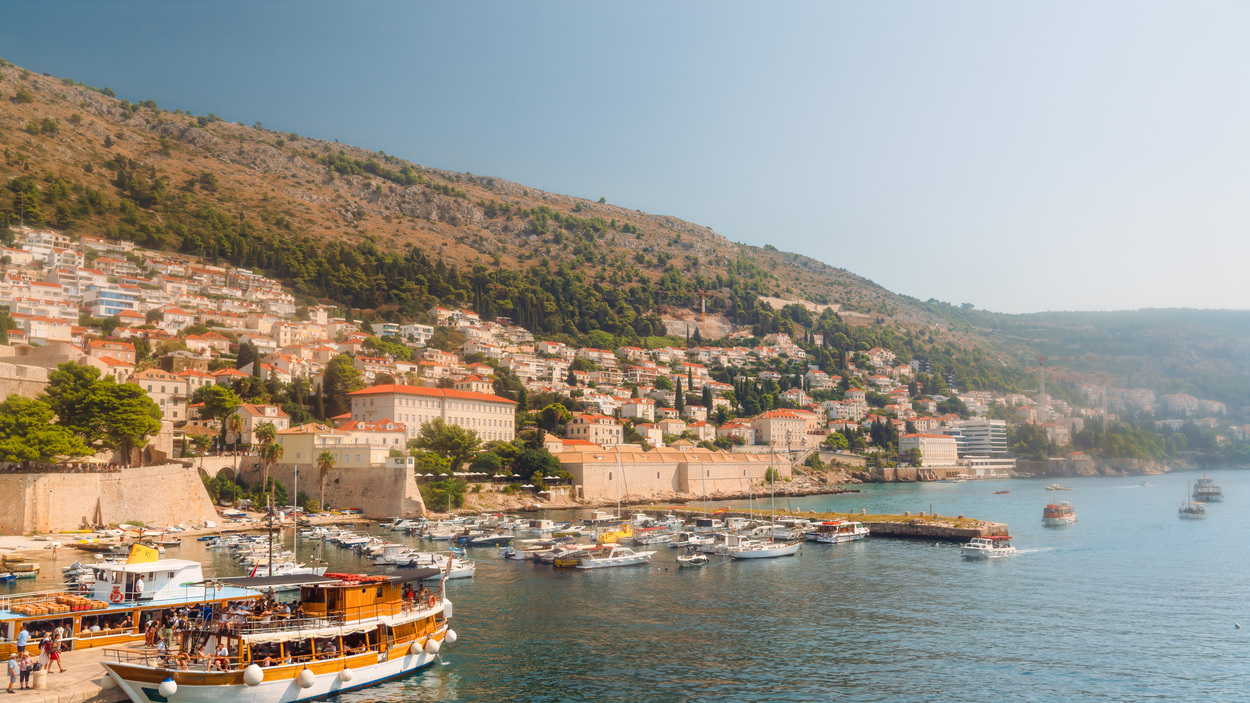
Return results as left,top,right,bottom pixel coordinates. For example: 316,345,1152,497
241,462,426,518
0,463,218,534
560,448,786,503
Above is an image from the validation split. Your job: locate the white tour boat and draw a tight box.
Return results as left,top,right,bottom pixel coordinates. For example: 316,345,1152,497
960,536,1016,559
102,568,455,703
806,520,870,543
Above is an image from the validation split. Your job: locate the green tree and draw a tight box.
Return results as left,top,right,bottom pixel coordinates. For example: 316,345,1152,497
469,451,503,475
96,382,162,462
675,382,685,413
823,433,848,451
654,375,673,391
537,403,571,432
415,418,481,473
903,447,923,467
0,395,90,461
43,363,108,445
513,447,563,483
193,384,240,425
323,354,364,417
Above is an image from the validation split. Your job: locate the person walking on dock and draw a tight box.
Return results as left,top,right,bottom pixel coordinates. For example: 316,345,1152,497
6,654,17,693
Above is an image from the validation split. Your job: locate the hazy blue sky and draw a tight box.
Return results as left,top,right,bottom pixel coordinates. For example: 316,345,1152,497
3,1,1247,313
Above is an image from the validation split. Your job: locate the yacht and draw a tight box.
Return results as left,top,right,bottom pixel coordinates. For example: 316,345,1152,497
1042,501,1078,526
1178,501,1206,519
727,537,802,559
960,536,1016,559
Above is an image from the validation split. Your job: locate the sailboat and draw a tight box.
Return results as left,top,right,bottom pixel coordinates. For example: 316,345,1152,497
728,444,801,559
1178,480,1206,519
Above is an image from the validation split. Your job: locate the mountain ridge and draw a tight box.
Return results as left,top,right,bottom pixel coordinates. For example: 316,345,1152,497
1,58,1247,411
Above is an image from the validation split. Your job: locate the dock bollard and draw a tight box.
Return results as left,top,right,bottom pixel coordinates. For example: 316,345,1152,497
32,669,47,690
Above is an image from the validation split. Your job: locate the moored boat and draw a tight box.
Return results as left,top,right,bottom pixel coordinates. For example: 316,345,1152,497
574,545,654,569
1042,501,1077,526
805,520,869,544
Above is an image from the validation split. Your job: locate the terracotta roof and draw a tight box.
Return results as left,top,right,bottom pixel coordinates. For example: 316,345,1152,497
346,384,517,404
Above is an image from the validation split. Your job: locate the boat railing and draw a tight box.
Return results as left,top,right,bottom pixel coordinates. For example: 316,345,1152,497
230,598,441,636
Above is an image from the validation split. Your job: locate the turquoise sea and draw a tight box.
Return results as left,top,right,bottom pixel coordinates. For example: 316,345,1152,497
38,470,1250,702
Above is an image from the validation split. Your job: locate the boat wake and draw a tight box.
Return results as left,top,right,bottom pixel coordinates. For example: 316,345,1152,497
1013,547,1058,556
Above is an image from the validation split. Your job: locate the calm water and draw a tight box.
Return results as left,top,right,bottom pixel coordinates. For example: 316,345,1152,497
40,470,1250,701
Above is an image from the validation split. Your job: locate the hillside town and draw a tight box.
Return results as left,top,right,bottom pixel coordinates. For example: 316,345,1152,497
0,226,1242,510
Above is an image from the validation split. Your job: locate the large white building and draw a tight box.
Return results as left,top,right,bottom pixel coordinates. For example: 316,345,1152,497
941,418,1009,457
899,433,959,467
347,384,517,442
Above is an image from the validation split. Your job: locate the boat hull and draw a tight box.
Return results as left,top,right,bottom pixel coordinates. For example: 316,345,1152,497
960,547,1015,559
102,647,439,703
728,542,801,559
1042,516,1077,526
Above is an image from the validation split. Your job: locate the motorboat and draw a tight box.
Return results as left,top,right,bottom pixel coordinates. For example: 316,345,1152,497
993,490,1011,495
1042,501,1078,526
676,550,709,568
669,531,712,549
467,532,514,547
960,536,1016,559
1045,484,1073,491
575,545,655,569
806,520,870,543
1193,476,1223,502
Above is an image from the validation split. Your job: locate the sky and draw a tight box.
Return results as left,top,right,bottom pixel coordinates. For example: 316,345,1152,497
2,1,1249,314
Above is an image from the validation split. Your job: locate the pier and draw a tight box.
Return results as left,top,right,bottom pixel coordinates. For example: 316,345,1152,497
662,507,1009,542
5,646,125,703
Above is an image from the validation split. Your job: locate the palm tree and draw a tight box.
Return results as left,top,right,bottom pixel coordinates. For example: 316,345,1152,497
261,442,284,508
316,451,336,513
227,413,244,474
189,434,210,472
255,421,277,447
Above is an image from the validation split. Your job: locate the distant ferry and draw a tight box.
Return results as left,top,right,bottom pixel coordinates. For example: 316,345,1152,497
1042,501,1077,526
1045,483,1073,491
1193,476,1223,502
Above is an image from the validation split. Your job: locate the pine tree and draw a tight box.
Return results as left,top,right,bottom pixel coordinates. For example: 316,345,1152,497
675,382,685,413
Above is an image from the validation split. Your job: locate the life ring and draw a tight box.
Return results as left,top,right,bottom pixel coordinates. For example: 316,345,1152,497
109,587,124,603
426,595,437,608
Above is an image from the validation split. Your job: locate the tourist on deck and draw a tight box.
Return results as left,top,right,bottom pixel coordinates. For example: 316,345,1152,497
214,642,230,671
135,576,145,600
15,626,28,654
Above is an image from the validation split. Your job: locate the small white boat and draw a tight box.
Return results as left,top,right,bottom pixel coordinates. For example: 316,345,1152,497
676,552,709,568
961,536,1016,559
1045,484,1073,491
728,539,802,560
669,531,712,549
575,545,654,569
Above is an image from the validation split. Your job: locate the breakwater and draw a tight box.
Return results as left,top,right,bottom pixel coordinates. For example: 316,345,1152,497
663,506,1008,541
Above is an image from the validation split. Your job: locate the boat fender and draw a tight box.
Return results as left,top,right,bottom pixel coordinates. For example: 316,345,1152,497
243,664,264,686
445,629,457,644
424,638,441,655
338,668,353,683
158,677,178,698
409,641,424,657
296,668,316,689
426,595,437,608
100,674,118,690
